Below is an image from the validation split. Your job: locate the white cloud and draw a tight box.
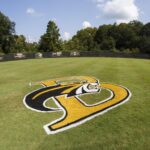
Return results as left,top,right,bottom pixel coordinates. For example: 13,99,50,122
94,0,140,24
82,21,92,29
26,8,35,15
26,8,43,17
63,32,71,41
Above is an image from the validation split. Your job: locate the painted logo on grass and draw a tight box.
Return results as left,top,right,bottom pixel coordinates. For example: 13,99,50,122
23,76,131,134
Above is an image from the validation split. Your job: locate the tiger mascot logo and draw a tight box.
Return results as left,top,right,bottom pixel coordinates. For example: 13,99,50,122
23,76,131,134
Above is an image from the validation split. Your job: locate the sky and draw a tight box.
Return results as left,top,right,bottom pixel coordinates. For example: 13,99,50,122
0,0,149,42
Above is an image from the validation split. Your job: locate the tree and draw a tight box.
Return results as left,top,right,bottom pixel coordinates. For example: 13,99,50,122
111,23,138,50
13,35,26,53
0,11,15,54
39,21,61,52
100,37,116,51
129,20,143,35
95,25,112,44
139,36,150,54
26,42,38,53
67,27,97,51
94,25,116,51
62,39,80,51
140,23,150,37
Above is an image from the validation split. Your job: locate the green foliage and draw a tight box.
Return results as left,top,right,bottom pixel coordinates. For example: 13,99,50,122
115,23,138,50
0,11,39,54
63,27,97,51
25,42,38,53
95,25,112,44
0,11,15,54
39,21,62,52
94,25,116,51
64,21,150,54
140,23,150,37
12,35,26,53
100,37,116,51
73,27,97,51
139,36,150,53
0,11,150,54
62,39,80,51
0,11,15,35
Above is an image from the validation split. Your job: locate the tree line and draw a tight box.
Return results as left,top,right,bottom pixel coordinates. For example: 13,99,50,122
0,11,150,54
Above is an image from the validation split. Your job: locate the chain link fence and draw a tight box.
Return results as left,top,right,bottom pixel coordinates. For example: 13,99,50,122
0,51,149,62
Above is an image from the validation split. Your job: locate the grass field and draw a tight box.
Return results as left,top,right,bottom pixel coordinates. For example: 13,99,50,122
0,57,149,150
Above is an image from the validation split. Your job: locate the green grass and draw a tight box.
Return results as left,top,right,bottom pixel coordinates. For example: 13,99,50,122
0,57,149,150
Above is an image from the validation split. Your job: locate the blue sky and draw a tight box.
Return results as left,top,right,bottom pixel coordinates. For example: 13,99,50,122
0,0,149,42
